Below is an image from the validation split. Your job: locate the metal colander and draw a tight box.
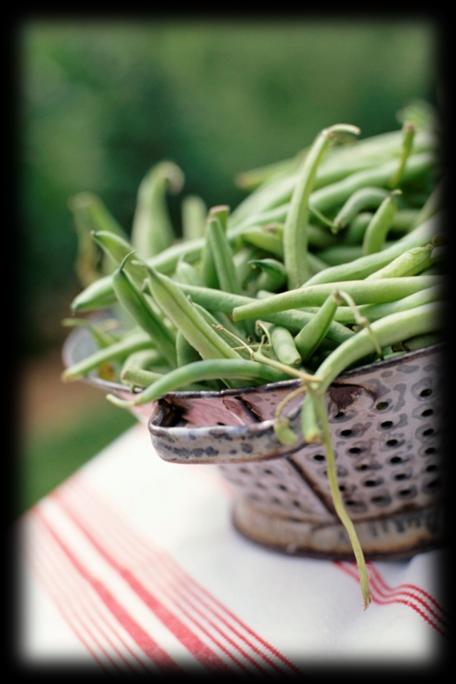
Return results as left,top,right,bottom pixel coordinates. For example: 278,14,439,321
63,327,443,559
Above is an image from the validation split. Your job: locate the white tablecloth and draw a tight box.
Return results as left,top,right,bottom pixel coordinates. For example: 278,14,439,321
19,423,446,672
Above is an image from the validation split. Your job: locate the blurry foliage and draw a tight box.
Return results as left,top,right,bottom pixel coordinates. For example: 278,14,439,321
21,21,435,354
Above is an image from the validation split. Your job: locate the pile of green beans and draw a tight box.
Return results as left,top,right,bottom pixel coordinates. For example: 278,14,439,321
63,113,442,608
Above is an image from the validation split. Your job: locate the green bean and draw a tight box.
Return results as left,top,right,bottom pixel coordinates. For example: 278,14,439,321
363,190,401,255
305,217,437,285
234,205,289,231
300,391,321,442
234,247,258,289
62,318,120,348
121,349,162,374
307,225,339,249
177,283,354,344
332,187,388,231
388,122,416,188
182,195,207,241
312,391,371,608
120,349,165,387
176,330,201,366
62,331,152,381
308,204,336,232
146,266,241,361
69,192,126,238
307,302,441,397
344,209,419,244
232,276,439,321
199,215,219,288
294,292,340,361
309,253,330,274
402,332,440,350
269,326,302,367
284,124,360,288
131,161,184,258
366,244,434,279
242,226,284,258
72,276,121,312
193,303,249,356
92,231,147,287
199,206,231,288
108,359,288,407
316,245,364,265
120,367,164,388
249,258,287,292
174,259,201,286
70,192,126,285
209,204,230,232
414,182,442,227
207,217,242,294
112,256,177,366
332,286,441,324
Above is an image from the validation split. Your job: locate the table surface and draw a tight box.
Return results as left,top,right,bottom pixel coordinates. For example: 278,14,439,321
19,423,446,672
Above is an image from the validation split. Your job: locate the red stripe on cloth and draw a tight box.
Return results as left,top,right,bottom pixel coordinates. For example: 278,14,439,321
31,516,148,672
366,563,447,627
335,561,446,637
62,483,281,676
30,546,111,670
69,477,301,675
52,491,229,672
367,563,448,619
32,508,179,670
31,533,125,671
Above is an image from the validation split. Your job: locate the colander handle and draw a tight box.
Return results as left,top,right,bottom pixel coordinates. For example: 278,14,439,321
147,396,305,465
146,380,377,465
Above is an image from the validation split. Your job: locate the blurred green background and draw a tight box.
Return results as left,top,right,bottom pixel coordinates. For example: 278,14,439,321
20,19,435,513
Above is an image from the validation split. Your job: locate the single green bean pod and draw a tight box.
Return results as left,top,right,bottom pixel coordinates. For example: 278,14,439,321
366,244,434,279
69,192,126,285
112,255,177,367
344,209,419,245
92,231,147,287
131,161,184,258
269,326,302,367
388,122,416,188
283,123,360,289
207,216,242,295
62,331,152,381
176,330,201,366
232,276,439,321
108,359,288,407
173,258,201,286
146,266,241,361
332,187,388,232
121,349,163,377
242,225,284,258
414,182,442,227
249,258,287,292
362,190,402,255
182,195,207,241
62,318,120,349
69,192,127,238
294,291,340,361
